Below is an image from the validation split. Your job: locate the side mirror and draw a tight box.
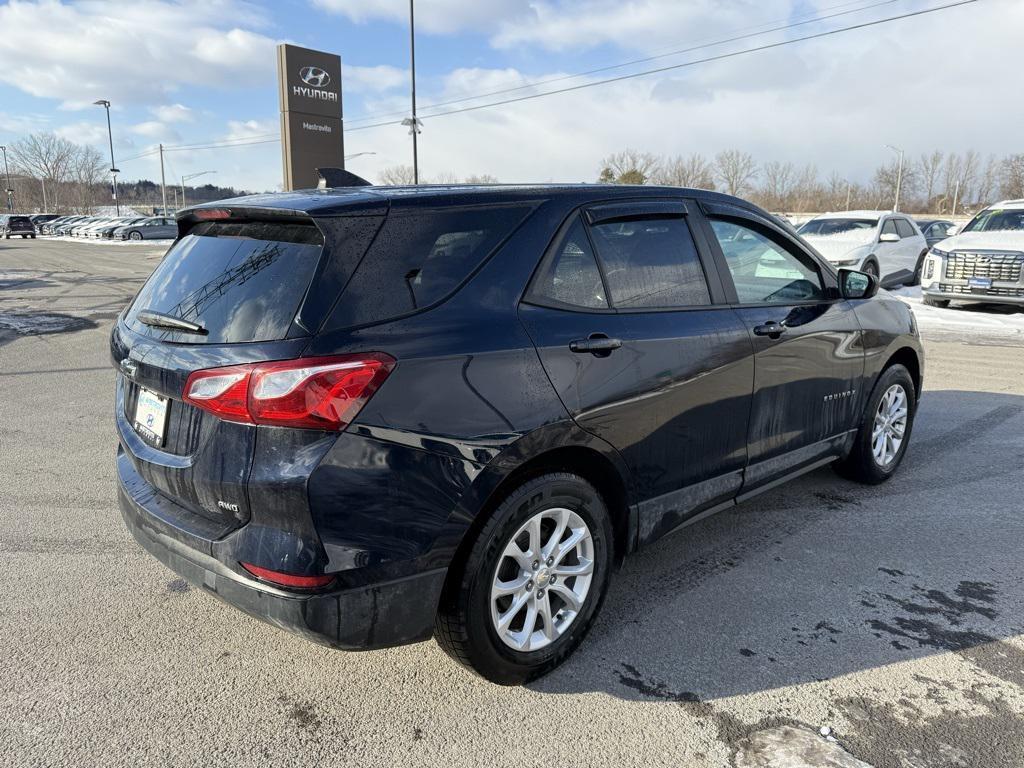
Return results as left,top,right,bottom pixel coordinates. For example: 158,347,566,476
839,268,879,300
879,232,900,243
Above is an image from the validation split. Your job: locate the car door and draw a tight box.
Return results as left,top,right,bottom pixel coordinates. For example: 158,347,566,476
520,199,754,544
894,217,923,278
699,201,864,493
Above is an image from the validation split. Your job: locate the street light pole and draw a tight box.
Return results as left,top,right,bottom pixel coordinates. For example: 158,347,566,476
409,0,419,183
94,100,120,215
181,171,217,208
159,143,168,214
0,145,13,212
885,144,904,212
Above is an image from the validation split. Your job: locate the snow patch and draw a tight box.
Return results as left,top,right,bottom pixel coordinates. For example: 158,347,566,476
889,286,1024,342
735,726,873,768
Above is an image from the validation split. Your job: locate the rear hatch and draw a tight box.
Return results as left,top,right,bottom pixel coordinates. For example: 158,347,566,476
9,216,34,232
112,213,336,537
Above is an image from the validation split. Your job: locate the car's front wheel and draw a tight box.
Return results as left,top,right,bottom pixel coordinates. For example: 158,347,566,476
835,363,916,484
435,472,613,684
923,295,950,308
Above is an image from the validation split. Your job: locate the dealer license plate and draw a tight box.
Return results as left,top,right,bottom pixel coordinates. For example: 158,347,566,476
968,277,992,291
134,387,169,447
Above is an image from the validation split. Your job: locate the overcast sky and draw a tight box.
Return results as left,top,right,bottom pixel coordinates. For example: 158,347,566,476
0,0,1017,191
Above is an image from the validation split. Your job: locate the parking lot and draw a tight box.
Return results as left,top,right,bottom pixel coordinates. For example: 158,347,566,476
2,237,1023,767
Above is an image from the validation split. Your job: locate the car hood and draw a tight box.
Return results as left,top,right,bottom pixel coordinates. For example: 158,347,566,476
934,230,1024,253
801,232,874,261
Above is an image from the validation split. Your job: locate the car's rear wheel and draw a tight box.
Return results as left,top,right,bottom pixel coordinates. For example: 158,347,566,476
835,364,916,484
923,295,950,308
435,472,613,685
129,230,143,241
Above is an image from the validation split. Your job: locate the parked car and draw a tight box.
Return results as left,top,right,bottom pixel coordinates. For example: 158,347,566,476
915,218,957,248
1,214,36,239
42,215,83,235
51,216,92,236
797,211,928,285
29,213,60,227
920,199,1024,309
72,217,120,237
93,217,148,239
112,183,923,684
114,217,177,240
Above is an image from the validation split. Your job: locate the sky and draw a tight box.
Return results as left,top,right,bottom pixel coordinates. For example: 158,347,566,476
0,0,1018,192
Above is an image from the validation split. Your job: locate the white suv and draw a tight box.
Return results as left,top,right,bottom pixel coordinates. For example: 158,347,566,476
920,200,1024,309
797,211,928,286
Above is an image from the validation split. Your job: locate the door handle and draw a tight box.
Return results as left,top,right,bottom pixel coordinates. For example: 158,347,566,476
569,334,622,356
753,321,787,339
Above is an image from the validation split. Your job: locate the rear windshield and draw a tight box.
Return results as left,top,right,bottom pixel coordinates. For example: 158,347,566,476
327,204,533,329
125,221,323,344
10,217,32,226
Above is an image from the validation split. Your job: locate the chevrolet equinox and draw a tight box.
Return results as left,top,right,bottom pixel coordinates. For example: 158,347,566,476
112,182,922,684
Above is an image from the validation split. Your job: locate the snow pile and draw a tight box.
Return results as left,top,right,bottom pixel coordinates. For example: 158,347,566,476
44,235,172,247
889,286,1024,342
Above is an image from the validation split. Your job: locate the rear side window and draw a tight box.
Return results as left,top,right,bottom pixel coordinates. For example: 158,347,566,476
329,204,532,328
588,217,710,308
895,218,916,238
530,217,608,309
125,221,323,344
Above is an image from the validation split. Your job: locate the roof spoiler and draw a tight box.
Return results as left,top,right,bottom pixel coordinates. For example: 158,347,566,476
316,168,372,189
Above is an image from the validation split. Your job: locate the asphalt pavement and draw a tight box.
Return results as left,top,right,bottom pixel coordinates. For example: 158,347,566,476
2,238,1022,767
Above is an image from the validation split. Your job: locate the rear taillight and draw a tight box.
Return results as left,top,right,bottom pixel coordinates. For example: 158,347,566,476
241,562,334,589
183,353,395,430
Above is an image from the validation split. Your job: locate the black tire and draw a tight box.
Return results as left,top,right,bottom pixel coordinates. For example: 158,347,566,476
129,230,143,241
863,259,879,278
909,250,928,286
435,472,613,685
922,295,950,308
835,364,916,485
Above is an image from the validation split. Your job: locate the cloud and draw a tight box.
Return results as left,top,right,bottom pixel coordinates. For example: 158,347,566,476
0,0,277,107
345,65,408,94
151,104,194,123
311,0,532,35
223,118,278,141
130,121,183,142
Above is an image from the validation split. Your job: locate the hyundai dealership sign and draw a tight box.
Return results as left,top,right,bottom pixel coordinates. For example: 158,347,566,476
277,43,344,190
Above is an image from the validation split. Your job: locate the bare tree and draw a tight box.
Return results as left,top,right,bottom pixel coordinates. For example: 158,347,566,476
1000,154,1024,200
464,174,499,184
873,159,918,211
758,160,796,210
714,150,758,197
917,151,943,209
378,165,417,185
8,132,78,209
651,153,715,190
597,149,660,185
68,145,107,212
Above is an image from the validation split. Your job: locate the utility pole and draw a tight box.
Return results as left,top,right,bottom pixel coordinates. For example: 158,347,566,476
845,180,852,211
41,177,47,212
0,146,12,211
885,144,904,212
159,143,168,214
93,99,120,215
181,170,216,209
951,178,961,219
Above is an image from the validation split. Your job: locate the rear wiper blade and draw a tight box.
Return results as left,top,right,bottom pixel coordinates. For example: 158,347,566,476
137,310,207,335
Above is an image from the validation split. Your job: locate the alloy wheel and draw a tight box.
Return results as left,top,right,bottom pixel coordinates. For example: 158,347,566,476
871,384,908,467
489,507,594,652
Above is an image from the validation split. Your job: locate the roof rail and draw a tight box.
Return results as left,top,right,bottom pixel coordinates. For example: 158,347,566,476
316,168,372,189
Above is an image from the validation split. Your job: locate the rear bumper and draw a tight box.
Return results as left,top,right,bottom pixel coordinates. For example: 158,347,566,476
117,458,447,651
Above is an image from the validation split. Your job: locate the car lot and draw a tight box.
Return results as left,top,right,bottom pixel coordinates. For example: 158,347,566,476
2,238,1023,767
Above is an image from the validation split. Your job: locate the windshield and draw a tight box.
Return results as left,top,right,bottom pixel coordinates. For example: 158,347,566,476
963,208,1024,232
798,218,878,236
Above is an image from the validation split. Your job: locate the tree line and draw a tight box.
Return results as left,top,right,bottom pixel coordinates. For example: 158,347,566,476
3,132,252,213
596,148,1024,215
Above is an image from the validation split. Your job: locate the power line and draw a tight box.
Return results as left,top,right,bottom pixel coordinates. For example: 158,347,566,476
343,0,903,126
346,0,978,133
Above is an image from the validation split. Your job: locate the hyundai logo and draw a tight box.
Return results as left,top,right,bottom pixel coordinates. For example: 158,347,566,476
299,66,331,88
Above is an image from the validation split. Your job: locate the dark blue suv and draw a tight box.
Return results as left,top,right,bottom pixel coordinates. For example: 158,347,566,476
112,183,922,684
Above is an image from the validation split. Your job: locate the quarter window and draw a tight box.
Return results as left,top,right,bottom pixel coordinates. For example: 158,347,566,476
530,217,609,309
588,217,710,308
709,219,825,304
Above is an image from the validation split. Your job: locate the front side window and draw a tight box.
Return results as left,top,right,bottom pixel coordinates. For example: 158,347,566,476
881,219,898,236
710,219,825,304
530,217,608,309
588,217,710,308
895,218,916,238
